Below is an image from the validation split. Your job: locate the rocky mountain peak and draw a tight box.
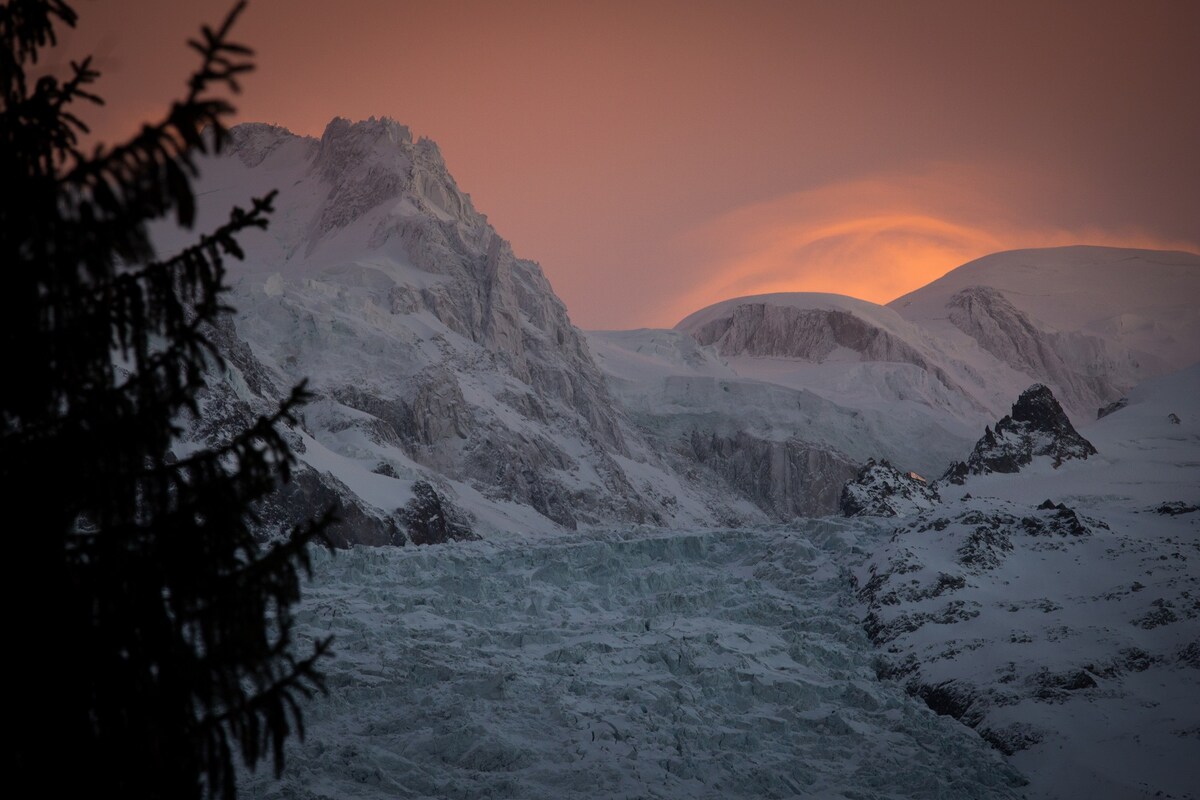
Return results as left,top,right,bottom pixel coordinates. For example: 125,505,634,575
190,116,776,535
1010,384,1070,428
943,384,1097,483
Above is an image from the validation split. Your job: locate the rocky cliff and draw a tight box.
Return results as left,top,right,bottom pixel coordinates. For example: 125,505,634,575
170,118,759,540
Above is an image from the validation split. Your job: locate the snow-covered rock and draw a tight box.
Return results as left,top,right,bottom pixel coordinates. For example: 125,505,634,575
943,384,1096,483
840,459,940,517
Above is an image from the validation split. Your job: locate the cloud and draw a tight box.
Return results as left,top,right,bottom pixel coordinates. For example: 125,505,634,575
662,164,1196,326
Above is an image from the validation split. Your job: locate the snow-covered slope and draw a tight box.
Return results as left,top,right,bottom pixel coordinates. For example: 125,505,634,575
165,119,762,540
855,367,1200,800
889,246,1200,418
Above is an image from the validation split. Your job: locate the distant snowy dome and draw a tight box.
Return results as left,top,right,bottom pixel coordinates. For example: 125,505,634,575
890,245,1200,328
675,292,935,364
890,245,1200,372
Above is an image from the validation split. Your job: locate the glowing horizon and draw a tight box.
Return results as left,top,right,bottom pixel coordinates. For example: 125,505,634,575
61,0,1200,329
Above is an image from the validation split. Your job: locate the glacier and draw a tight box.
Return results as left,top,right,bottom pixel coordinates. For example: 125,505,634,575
242,524,1025,800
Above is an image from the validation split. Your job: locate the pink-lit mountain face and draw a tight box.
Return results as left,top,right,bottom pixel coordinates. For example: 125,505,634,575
173,118,1198,538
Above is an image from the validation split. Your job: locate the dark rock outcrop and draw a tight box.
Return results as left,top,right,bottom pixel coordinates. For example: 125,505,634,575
943,384,1096,483
395,480,478,545
1097,397,1128,419
840,459,940,517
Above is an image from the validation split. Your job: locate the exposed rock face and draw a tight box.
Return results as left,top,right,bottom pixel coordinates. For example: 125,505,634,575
840,459,940,517
395,480,477,545
944,286,1121,415
692,304,925,364
169,118,763,540
287,117,629,455
1097,397,1128,419
684,301,965,397
186,327,401,549
687,430,859,519
943,384,1097,483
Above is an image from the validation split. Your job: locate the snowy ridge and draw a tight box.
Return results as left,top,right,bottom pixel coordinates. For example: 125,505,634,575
890,246,1200,418
854,366,1200,800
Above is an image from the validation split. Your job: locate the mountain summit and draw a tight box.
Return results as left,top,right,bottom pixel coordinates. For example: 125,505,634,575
168,117,762,540
943,384,1097,483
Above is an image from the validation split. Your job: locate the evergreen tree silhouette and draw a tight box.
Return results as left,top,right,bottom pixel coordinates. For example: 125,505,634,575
1,1,332,796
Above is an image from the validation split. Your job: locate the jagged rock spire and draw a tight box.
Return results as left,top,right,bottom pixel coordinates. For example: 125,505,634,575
943,384,1097,483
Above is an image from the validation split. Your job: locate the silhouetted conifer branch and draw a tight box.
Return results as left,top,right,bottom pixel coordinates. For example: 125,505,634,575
0,2,333,797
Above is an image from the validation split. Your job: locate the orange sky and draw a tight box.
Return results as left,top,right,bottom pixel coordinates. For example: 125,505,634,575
58,0,1200,328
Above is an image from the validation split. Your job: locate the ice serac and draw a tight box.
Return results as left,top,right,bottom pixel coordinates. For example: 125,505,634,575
169,118,755,540
587,323,966,519
686,298,942,374
687,431,859,518
943,384,1097,483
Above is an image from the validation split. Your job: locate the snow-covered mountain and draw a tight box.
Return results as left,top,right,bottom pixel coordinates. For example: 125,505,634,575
169,118,763,542
590,247,1198,520
172,117,1198,538
889,246,1200,418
